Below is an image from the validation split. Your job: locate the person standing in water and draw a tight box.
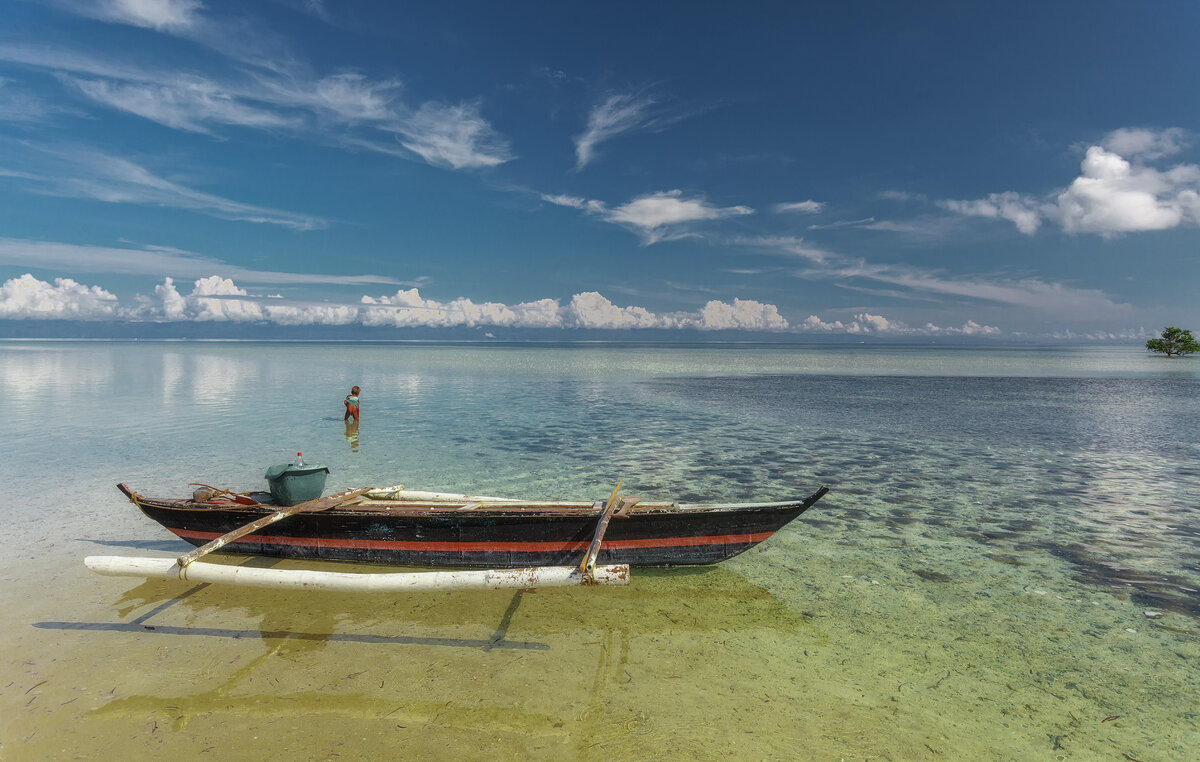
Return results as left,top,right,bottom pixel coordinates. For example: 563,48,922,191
344,386,360,422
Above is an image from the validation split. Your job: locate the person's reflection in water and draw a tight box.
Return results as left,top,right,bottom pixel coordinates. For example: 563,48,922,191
344,419,359,452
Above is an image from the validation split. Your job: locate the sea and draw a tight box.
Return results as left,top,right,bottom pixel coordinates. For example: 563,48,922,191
1,340,1197,760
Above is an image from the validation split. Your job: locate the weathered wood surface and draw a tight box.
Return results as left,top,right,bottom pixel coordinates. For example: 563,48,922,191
175,487,371,567
612,496,642,518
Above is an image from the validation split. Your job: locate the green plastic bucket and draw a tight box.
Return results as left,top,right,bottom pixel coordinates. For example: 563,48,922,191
264,463,330,506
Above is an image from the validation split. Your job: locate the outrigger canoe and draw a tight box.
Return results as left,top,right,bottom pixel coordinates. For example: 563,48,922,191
86,482,829,592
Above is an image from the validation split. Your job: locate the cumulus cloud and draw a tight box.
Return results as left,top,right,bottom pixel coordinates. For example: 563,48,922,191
261,302,360,326
364,286,789,331
362,288,542,328
953,320,1001,336
140,275,361,324
155,276,188,320
1102,127,1186,160
6,274,793,332
699,299,787,330
0,273,1020,337
1051,327,1155,341
187,276,264,321
939,191,1043,234
940,128,1200,236
568,292,676,329
0,273,119,319
1052,145,1200,235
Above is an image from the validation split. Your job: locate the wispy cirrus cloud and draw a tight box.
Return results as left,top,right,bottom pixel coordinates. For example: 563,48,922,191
1,42,369,137
574,92,659,169
0,238,406,286
0,29,512,172
731,235,831,264
543,189,753,244
743,232,1130,322
2,142,328,230
255,72,402,124
50,0,294,73
840,260,1129,318
58,0,205,33
0,77,78,123
394,101,513,170
773,200,825,214
64,75,299,133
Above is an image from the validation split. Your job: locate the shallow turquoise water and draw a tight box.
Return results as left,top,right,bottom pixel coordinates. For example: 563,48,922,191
1,341,1198,759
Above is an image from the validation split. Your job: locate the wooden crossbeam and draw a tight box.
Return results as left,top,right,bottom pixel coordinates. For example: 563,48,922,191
176,488,371,568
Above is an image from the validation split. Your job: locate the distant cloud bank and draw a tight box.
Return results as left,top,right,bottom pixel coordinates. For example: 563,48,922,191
0,273,1000,336
799,313,999,336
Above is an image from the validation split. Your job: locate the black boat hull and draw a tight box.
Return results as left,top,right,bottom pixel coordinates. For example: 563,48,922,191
126,487,829,568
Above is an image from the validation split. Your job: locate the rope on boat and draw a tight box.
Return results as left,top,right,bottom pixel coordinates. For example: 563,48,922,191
188,483,259,505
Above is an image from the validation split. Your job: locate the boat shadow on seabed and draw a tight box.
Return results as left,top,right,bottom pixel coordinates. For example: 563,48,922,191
33,549,830,755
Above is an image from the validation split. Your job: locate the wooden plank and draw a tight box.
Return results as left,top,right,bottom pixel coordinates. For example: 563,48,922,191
176,487,371,568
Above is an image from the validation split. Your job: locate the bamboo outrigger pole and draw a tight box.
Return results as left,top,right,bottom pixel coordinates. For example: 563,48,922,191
84,556,630,592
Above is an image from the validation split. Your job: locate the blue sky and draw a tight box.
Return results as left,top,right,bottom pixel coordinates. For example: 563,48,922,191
1,0,1198,337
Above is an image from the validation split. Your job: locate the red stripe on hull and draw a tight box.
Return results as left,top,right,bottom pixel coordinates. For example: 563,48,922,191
169,528,775,552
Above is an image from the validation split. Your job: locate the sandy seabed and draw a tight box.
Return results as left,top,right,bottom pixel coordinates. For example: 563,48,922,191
3,511,1196,762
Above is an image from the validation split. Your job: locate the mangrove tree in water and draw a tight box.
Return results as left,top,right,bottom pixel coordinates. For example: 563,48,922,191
1146,326,1200,357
